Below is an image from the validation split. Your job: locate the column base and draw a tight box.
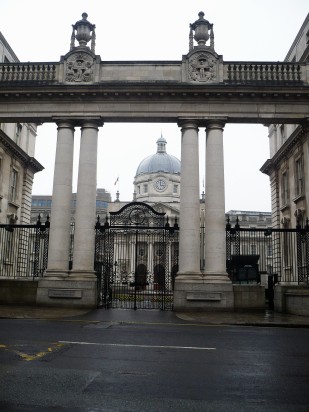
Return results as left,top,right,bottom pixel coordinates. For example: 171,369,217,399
44,269,70,280
69,270,97,280
36,277,97,309
174,273,234,312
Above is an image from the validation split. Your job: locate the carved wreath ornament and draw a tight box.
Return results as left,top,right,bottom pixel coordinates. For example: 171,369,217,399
188,52,217,82
65,53,94,82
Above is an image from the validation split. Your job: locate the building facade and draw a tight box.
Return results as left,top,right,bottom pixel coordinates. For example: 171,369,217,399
259,15,309,313
261,14,309,231
31,188,111,224
0,33,43,224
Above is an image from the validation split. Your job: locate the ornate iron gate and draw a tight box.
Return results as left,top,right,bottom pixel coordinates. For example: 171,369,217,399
95,202,179,310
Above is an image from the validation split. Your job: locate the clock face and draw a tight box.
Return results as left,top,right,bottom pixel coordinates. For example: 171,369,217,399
154,178,167,192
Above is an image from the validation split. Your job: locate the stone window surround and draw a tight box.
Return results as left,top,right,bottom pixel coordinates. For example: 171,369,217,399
293,152,305,198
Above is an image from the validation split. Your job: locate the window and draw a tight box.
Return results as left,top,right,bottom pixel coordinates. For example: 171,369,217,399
281,170,289,206
173,184,178,194
295,156,304,197
0,157,2,185
9,169,18,202
280,125,286,143
267,243,273,257
14,123,22,144
155,244,163,256
138,185,140,194
31,199,52,208
143,184,148,194
96,200,108,209
250,244,257,255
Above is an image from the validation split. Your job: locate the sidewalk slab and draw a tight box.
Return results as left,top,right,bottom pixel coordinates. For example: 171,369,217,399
0,305,309,327
176,311,309,327
0,305,90,319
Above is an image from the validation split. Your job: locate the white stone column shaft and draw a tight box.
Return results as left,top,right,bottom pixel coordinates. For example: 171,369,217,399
47,121,75,274
72,121,101,275
204,121,228,277
178,121,201,275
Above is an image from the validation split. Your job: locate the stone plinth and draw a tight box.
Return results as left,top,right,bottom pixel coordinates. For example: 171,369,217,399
275,285,309,316
174,275,234,311
36,278,97,308
233,284,265,310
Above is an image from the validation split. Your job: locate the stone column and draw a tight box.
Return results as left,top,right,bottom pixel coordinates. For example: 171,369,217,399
204,120,229,280
71,120,102,278
178,121,201,277
46,121,75,276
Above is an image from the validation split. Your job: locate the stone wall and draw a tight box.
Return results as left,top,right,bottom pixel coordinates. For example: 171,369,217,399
233,285,265,310
275,285,309,316
0,279,38,305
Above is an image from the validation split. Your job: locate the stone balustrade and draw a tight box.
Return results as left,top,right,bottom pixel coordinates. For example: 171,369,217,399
0,61,306,84
224,62,303,83
0,63,57,82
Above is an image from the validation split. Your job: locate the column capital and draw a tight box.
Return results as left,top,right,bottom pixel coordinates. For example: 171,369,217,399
52,117,104,128
205,119,226,130
81,118,104,129
53,119,76,129
177,119,199,131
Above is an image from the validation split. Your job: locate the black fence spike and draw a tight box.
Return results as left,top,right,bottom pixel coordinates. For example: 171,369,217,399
174,217,179,229
104,215,109,228
165,215,170,228
226,215,231,229
45,214,50,228
95,215,101,229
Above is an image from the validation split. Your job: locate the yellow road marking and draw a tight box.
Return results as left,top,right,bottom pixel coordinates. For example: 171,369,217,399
0,342,65,361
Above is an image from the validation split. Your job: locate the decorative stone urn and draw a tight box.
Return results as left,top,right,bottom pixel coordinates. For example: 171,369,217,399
70,13,96,52
190,11,213,46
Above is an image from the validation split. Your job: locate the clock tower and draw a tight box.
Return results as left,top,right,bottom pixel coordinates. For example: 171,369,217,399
134,135,181,204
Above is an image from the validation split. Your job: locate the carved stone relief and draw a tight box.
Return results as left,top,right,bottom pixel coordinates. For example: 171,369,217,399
188,52,218,83
65,52,94,82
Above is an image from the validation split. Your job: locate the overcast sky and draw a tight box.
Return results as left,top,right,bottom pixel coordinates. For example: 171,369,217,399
1,0,308,211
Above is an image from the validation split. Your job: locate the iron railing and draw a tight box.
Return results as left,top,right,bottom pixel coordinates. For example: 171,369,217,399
0,216,50,279
226,217,309,285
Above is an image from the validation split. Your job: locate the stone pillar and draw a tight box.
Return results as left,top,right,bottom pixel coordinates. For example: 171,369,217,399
204,120,229,280
71,120,102,278
174,119,234,311
178,121,201,276
46,121,75,276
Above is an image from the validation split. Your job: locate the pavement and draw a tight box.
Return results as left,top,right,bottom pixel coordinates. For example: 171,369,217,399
1,304,309,327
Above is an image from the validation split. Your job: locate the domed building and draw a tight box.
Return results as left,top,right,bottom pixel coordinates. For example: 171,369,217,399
134,135,181,205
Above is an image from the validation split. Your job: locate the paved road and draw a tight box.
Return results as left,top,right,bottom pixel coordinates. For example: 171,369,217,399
0,310,308,411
